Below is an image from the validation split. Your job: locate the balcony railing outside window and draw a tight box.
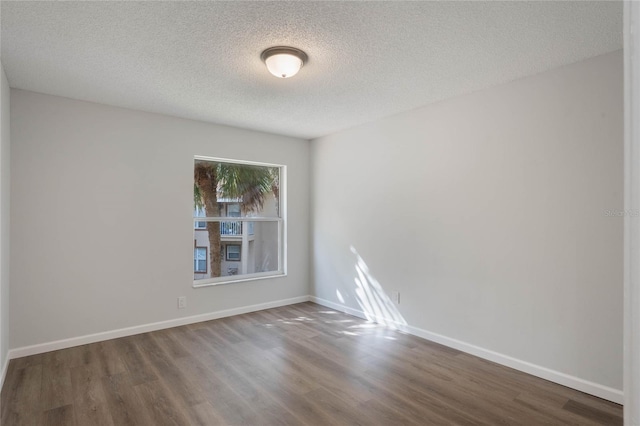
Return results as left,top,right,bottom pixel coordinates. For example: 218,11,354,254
220,221,255,236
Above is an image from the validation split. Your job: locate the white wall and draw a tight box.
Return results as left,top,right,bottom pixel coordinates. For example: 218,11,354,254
312,51,623,394
0,62,10,376
10,90,310,349
624,1,640,421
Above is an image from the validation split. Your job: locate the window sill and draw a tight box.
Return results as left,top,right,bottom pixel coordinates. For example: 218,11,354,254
193,271,286,288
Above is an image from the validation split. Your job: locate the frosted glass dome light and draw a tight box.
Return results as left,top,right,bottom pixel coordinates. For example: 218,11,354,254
261,47,308,79
265,54,302,78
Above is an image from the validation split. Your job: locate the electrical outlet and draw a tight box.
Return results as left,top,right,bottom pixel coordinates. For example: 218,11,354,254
392,291,400,304
178,296,186,309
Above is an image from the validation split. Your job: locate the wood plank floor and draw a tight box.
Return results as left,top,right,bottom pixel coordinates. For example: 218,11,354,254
1,302,623,425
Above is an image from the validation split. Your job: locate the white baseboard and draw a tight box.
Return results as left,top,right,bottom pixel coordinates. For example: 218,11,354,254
8,295,310,360
6,294,623,405
309,296,624,405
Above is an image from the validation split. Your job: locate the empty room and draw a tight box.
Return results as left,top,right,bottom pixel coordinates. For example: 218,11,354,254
1,1,639,425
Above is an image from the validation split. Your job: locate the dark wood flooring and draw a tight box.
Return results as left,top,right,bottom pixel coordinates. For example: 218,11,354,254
0,302,623,425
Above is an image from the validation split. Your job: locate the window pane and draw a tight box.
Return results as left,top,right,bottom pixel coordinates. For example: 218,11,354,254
194,159,280,218
250,221,280,274
193,219,280,280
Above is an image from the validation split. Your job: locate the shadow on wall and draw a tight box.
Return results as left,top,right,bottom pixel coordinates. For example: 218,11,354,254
349,246,407,329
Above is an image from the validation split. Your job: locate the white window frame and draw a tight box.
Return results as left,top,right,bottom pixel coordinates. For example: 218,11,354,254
193,156,287,287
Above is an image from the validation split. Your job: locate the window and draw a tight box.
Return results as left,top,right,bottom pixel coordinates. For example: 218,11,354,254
193,156,285,286
194,207,206,229
226,244,241,261
194,247,207,273
227,203,241,217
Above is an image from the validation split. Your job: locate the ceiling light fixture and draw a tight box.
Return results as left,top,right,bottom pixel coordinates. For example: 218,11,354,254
261,46,308,79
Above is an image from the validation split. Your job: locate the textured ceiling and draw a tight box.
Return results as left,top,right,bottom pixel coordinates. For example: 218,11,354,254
1,1,623,139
